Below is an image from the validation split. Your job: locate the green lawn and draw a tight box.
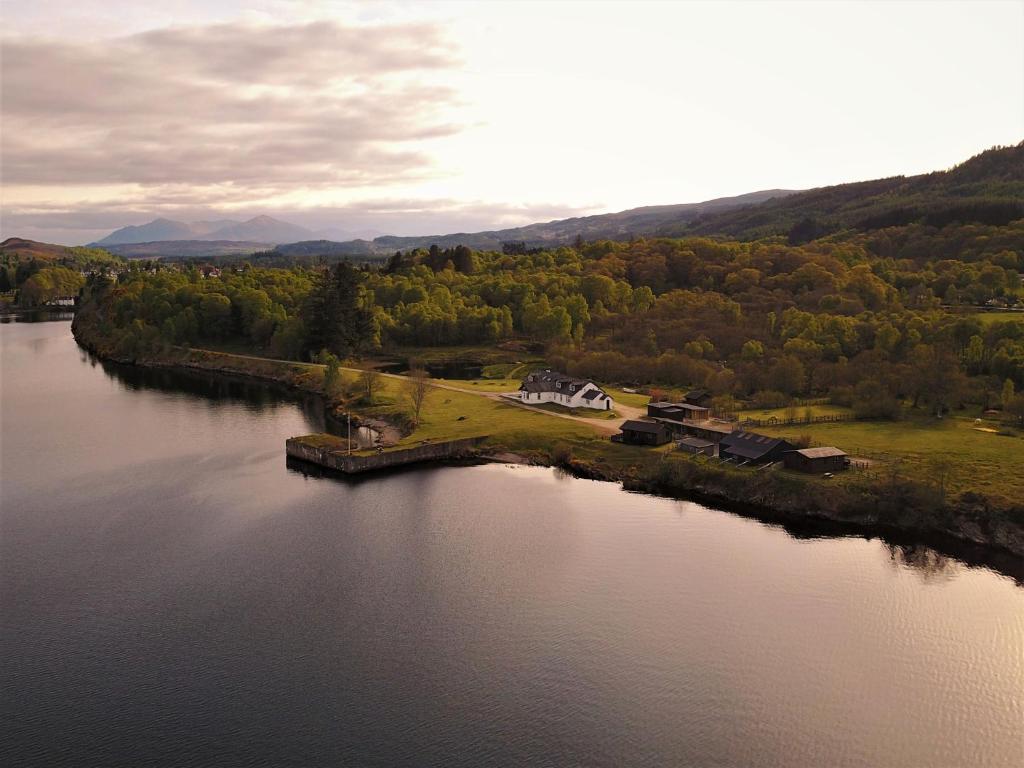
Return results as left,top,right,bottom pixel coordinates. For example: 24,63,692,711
605,387,651,408
434,377,521,393
971,311,1024,326
339,369,610,452
765,415,1024,504
737,404,853,421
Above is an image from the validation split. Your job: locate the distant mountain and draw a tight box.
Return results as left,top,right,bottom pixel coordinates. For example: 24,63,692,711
191,219,240,236
89,190,795,255
314,226,386,242
95,215,313,246
99,240,271,259
203,215,313,243
676,143,1024,242
365,190,795,253
95,218,195,245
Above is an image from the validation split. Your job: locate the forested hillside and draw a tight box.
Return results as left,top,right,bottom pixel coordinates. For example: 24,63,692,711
0,237,122,304
675,143,1024,242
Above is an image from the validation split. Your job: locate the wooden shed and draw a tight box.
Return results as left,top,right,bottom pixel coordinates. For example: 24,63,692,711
783,447,849,473
676,436,716,456
613,419,672,446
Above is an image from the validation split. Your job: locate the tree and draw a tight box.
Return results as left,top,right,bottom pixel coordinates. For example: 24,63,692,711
301,262,374,358
319,350,344,400
740,340,764,361
404,367,431,427
1001,379,1015,409
359,368,382,404
1006,394,1024,427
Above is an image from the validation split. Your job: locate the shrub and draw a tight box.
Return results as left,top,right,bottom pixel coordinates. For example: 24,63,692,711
551,441,573,465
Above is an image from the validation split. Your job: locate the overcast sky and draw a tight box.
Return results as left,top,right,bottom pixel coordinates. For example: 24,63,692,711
2,0,1022,244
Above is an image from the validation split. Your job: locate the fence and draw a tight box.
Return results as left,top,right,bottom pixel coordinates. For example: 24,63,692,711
738,413,857,428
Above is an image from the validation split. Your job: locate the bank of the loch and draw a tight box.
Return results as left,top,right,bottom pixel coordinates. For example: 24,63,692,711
72,305,1024,561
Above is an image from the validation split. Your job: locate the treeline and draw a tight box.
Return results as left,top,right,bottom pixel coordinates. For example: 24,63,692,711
77,231,1024,415
1,241,122,298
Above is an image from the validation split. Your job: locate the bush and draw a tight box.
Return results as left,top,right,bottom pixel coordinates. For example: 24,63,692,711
551,441,573,465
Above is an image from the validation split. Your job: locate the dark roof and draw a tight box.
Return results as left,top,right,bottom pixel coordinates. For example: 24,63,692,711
790,447,847,459
620,419,665,434
677,437,714,449
720,430,793,460
581,389,606,400
520,369,602,395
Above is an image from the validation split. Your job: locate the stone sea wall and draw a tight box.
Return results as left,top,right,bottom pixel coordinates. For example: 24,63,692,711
286,435,488,474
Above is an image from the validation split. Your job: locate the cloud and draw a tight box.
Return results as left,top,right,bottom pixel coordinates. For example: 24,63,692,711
1,20,464,189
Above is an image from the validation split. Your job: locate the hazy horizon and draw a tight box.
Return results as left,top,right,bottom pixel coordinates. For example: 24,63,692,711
2,0,1022,245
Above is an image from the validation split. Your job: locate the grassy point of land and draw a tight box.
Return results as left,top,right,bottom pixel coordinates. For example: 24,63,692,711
764,415,1024,504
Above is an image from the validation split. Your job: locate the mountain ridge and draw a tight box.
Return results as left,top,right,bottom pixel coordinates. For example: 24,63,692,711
95,215,314,246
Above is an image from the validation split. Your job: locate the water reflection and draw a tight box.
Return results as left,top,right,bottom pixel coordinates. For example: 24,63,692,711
4,319,1024,768
91,352,327,432
887,543,960,583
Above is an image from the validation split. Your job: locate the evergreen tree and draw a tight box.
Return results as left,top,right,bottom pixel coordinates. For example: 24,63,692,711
301,262,374,358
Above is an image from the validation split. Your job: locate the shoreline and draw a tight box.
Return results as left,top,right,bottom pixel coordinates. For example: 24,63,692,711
70,315,1024,563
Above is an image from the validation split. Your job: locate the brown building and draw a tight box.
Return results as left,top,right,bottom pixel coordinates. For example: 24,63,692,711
676,436,716,456
684,388,713,408
783,447,849,473
613,419,672,446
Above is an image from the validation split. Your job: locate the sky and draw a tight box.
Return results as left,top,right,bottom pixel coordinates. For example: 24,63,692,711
1,0,1022,245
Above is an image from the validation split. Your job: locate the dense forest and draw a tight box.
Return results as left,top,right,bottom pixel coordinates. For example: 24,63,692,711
78,210,1024,422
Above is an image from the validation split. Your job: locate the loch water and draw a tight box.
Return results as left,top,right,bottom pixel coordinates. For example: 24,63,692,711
2,318,1022,767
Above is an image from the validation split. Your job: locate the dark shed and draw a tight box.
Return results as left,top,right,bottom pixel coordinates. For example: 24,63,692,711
718,430,795,464
783,447,848,473
677,436,716,456
684,388,713,408
614,419,671,446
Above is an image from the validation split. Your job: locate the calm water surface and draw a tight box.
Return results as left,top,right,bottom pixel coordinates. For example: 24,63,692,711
2,319,1022,767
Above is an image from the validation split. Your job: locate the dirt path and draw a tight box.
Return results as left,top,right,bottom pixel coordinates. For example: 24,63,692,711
192,348,645,435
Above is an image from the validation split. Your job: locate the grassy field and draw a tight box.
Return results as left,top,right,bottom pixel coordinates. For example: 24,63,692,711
971,311,1024,326
334,368,650,467
189,345,1021,507
737,404,852,421
434,377,520,393
765,415,1024,504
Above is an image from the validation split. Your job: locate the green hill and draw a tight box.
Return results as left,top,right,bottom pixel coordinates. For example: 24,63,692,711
672,143,1024,243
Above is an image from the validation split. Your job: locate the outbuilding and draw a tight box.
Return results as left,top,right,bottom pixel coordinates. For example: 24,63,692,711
718,430,795,464
648,401,709,423
676,436,716,456
783,447,848,474
613,419,671,446
684,388,713,408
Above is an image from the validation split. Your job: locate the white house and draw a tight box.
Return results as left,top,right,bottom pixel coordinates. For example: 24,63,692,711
519,369,614,410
